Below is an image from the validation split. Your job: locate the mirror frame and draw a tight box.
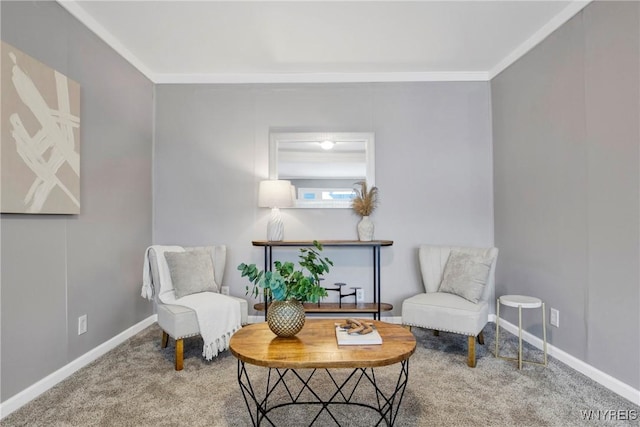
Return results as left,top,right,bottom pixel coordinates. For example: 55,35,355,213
269,131,375,208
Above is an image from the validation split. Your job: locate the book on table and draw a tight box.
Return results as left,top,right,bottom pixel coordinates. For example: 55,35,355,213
335,323,383,345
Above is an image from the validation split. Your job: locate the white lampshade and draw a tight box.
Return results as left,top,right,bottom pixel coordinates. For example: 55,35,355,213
258,180,293,208
258,180,293,241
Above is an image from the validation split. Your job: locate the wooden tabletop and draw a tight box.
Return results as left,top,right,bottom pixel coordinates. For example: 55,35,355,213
229,319,416,369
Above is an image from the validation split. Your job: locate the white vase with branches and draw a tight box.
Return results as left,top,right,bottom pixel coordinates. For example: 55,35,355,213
351,181,378,241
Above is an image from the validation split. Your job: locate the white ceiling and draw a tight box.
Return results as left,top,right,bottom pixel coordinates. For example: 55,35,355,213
59,1,591,83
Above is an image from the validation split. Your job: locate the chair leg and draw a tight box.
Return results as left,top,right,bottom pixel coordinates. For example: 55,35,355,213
495,298,500,358
433,330,439,336
467,335,476,367
477,331,485,345
542,302,548,367
175,339,184,371
402,325,412,331
161,331,169,348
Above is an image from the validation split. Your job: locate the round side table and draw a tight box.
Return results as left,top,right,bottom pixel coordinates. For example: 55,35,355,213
495,295,547,369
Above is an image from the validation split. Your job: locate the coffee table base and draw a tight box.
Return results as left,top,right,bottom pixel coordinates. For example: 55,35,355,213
236,360,410,427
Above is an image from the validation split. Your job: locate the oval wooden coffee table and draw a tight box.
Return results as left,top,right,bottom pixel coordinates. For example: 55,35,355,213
230,319,416,426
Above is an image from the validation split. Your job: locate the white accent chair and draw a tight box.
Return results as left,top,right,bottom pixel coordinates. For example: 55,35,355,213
147,245,248,370
402,245,498,367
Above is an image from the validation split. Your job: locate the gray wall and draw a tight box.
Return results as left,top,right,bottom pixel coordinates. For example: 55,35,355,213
1,1,154,401
154,82,495,315
492,1,639,389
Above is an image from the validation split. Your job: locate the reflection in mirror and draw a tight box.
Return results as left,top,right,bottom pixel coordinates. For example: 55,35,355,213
269,132,375,208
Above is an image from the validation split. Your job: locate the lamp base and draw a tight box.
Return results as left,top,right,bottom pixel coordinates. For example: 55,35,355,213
267,207,284,241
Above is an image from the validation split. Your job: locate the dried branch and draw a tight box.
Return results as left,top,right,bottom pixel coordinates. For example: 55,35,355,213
351,181,379,216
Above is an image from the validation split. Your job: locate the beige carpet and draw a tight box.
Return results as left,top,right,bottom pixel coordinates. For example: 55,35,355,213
3,322,638,426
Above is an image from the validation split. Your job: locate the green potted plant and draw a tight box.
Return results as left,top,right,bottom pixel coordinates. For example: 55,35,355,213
238,240,333,337
352,181,379,241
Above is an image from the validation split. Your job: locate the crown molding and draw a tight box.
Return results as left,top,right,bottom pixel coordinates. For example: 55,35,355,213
489,0,593,79
56,0,155,81
151,71,490,84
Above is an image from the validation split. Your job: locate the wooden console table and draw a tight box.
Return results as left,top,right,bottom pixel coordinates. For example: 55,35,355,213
252,240,393,319
229,319,416,426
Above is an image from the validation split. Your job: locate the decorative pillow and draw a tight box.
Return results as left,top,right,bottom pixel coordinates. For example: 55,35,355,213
438,250,493,303
164,250,218,299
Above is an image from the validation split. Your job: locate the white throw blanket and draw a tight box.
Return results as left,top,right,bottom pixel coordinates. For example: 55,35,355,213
142,245,241,360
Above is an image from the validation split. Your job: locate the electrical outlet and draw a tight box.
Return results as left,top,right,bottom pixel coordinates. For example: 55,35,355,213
550,308,559,328
221,286,230,296
78,314,88,335
356,288,365,302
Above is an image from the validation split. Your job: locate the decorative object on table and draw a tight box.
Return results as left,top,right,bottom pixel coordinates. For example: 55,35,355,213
339,318,373,334
258,179,293,241
1,41,81,214
335,319,383,345
266,300,306,338
322,282,361,308
238,240,333,337
351,181,378,241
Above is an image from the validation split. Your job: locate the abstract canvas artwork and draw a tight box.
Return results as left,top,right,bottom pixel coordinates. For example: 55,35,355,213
1,41,80,214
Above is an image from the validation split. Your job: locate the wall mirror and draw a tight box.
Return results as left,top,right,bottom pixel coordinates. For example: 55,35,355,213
269,131,375,208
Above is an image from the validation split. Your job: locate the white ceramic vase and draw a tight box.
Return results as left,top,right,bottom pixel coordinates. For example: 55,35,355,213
357,216,374,241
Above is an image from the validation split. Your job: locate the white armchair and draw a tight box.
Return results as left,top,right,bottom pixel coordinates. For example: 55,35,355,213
143,245,248,370
402,245,498,367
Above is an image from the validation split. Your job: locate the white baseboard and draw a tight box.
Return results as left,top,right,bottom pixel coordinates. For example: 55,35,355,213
247,314,264,324
493,315,640,406
0,314,158,420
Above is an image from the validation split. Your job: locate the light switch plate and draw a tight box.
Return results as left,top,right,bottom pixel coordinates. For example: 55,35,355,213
550,308,559,327
78,314,87,335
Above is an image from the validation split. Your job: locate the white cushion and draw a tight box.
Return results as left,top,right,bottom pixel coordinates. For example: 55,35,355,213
157,303,200,339
418,245,498,303
438,250,495,303
158,295,248,339
402,293,488,336
164,250,219,298
149,246,227,301
187,246,226,286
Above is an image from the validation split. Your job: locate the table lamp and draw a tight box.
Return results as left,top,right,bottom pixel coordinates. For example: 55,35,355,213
258,180,293,241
